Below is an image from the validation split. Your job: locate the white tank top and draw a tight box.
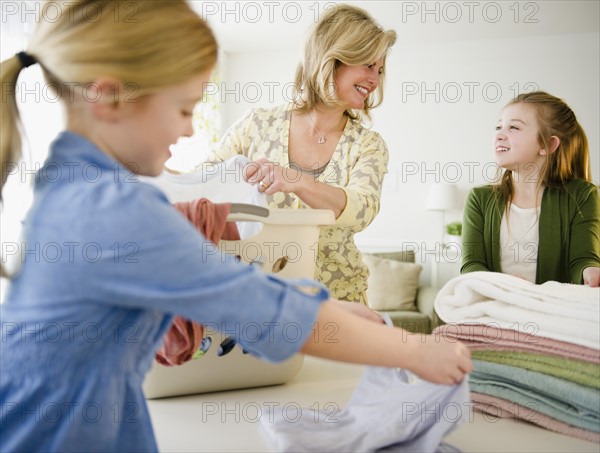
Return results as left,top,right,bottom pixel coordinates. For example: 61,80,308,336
499,204,540,283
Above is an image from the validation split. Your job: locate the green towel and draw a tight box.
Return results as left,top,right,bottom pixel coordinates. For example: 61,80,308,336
472,350,600,389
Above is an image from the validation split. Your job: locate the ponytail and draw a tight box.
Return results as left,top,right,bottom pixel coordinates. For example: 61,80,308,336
0,54,34,198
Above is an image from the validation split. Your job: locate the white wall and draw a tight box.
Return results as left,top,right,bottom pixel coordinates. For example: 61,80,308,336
369,31,600,248
219,31,600,254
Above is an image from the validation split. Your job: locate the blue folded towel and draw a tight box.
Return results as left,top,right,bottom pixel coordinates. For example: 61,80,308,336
470,360,600,433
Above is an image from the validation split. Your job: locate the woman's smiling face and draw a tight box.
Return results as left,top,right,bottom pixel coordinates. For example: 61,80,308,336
333,58,384,110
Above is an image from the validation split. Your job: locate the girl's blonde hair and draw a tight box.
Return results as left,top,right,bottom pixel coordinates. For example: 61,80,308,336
293,4,396,121
1,0,217,196
495,91,592,208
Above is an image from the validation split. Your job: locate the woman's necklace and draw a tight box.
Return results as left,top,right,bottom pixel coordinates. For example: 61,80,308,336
307,110,342,145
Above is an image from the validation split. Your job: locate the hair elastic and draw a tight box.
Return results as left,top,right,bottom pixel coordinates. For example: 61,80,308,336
16,51,37,69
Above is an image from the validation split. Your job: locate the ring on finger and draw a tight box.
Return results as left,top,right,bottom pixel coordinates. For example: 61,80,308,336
259,181,269,189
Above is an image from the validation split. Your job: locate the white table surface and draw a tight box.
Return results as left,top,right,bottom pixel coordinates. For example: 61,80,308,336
147,356,599,452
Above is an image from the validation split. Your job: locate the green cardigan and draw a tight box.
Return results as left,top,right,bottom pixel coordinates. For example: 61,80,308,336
461,179,600,284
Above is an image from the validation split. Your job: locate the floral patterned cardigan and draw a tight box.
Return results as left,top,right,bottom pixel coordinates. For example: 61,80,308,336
199,104,389,304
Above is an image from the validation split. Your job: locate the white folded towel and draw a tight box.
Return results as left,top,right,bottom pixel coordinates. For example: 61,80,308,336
434,272,600,349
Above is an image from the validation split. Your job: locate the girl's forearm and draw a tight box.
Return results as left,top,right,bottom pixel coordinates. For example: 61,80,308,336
301,301,473,385
300,301,417,368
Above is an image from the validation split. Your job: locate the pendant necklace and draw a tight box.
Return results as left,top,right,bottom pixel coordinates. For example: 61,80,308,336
307,110,341,145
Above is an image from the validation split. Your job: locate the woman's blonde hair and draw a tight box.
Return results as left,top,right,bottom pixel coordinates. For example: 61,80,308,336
293,4,396,121
1,0,217,196
495,91,592,209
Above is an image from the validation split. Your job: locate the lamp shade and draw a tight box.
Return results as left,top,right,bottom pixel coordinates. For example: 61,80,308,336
426,183,458,211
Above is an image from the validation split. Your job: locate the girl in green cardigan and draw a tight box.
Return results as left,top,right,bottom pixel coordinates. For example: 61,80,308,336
462,91,599,287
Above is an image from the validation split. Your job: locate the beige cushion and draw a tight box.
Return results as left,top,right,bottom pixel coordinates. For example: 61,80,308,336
363,254,422,311
368,251,415,264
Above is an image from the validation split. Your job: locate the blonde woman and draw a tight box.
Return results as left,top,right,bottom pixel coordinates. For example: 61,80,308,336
201,4,396,304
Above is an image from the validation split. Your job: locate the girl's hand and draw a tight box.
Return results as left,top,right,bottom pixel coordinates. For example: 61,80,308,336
329,299,385,324
407,335,473,385
243,158,304,195
583,267,600,287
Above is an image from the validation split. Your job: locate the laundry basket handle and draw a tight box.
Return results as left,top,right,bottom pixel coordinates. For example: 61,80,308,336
227,203,269,222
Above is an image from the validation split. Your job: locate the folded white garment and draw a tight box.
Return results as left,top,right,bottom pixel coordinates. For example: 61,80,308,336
142,156,267,239
261,359,470,452
434,272,600,349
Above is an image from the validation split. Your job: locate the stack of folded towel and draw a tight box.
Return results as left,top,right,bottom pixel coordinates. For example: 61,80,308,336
433,272,600,443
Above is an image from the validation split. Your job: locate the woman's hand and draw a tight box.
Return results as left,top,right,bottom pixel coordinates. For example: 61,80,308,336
243,157,346,217
583,267,600,287
243,157,304,195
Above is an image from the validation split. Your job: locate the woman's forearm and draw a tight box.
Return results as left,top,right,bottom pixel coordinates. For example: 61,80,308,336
248,159,348,218
293,173,347,218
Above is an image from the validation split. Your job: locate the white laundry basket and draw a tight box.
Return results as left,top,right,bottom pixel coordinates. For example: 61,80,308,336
142,206,334,399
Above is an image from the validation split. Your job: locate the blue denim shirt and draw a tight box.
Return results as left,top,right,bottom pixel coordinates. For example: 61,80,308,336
1,132,327,452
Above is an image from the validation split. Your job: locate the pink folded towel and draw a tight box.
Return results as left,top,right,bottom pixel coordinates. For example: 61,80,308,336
471,392,600,444
433,324,600,364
